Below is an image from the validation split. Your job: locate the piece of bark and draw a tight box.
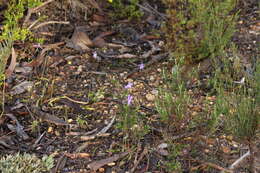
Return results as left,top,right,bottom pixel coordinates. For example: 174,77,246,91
88,152,129,171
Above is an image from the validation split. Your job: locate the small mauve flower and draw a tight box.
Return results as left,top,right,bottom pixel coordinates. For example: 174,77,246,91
127,95,133,105
33,43,42,49
139,63,144,70
124,82,133,89
93,51,98,59
92,51,101,61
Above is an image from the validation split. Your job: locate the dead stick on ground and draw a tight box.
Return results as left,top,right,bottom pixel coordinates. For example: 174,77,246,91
130,147,148,173
23,0,55,26
80,115,116,141
88,152,129,171
191,159,233,173
31,21,70,30
221,150,250,173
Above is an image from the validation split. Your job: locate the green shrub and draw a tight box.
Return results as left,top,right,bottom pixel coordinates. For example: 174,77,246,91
0,0,42,86
164,143,183,172
226,95,258,141
162,0,238,63
0,153,54,173
226,60,259,141
0,0,42,41
155,58,191,131
208,51,259,139
110,0,143,20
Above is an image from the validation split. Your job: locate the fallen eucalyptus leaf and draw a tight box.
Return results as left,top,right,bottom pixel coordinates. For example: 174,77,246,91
10,81,33,95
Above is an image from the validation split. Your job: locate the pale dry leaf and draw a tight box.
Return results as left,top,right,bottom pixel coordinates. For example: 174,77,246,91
6,114,29,140
68,28,93,51
40,112,69,126
92,31,114,48
14,66,33,74
10,81,33,95
31,106,69,126
88,152,129,171
0,136,16,149
5,47,17,78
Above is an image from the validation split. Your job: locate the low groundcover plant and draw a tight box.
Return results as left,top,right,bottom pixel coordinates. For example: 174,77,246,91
0,153,54,173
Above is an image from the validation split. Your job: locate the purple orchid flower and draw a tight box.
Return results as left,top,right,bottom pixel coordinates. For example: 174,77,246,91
139,63,144,70
127,95,133,105
124,82,133,89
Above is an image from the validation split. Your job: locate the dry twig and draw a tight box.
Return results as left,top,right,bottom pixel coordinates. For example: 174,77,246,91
130,147,148,173
31,21,70,30
88,152,129,171
191,159,233,173
80,115,116,141
23,0,55,26
220,150,250,173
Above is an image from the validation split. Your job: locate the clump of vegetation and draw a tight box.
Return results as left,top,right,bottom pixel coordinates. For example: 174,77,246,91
164,143,183,172
0,153,54,173
0,39,12,84
116,82,150,143
156,58,191,131
0,0,42,86
110,0,143,20
162,0,238,63
155,52,259,171
208,50,259,138
209,57,259,172
158,1,259,170
0,0,42,41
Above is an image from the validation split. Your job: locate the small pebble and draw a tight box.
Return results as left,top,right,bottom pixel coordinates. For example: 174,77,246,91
146,93,155,101
98,168,105,172
107,162,116,166
150,75,155,81
204,149,210,153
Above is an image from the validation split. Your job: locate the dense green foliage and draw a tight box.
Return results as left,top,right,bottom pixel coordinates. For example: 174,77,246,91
0,0,42,86
110,0,143,20
156,58,191,131
0,153,54,173
163,0,238,63
0,0,42,41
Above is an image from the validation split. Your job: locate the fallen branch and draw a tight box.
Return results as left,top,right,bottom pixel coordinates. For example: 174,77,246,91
221,150,250,173
48,95,89,106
